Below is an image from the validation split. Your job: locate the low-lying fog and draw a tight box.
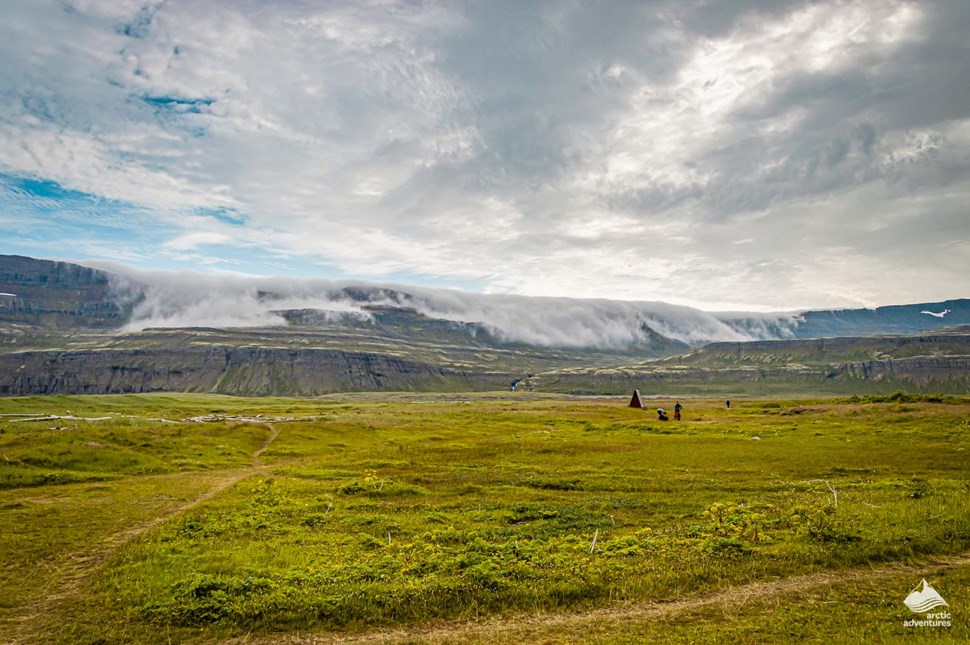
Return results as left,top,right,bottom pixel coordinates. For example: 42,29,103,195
94,263,801,349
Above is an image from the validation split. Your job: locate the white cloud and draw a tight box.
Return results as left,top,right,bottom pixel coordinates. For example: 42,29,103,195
163,231,234,251
0,0,967,310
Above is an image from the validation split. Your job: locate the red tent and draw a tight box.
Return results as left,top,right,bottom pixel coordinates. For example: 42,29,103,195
629,389,645,409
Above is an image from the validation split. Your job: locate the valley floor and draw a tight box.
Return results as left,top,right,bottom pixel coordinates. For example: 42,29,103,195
0,393,967,643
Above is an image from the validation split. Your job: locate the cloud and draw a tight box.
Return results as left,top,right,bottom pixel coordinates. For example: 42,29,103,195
87,260,798,348
0,0,967,311
163,231,234,251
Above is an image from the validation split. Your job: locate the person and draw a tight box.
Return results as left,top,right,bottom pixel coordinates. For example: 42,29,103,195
726,399,731,409
673,401,682,421
656,408,668,421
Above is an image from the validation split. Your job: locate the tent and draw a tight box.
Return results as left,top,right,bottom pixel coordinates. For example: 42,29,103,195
629,389,645,409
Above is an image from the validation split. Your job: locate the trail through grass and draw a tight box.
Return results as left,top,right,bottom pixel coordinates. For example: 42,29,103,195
0,393,967,643
228,551,970,644
2,419,281,644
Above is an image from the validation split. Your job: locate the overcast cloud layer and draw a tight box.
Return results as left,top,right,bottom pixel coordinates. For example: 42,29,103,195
0,0,968,311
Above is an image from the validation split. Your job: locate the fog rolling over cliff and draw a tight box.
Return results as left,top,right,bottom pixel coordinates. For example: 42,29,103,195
4,255,967,350
0,255,968,398
102,264,778,349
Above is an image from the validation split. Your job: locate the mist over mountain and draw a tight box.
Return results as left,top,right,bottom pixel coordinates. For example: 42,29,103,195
1,255,967,351
1,255,967,397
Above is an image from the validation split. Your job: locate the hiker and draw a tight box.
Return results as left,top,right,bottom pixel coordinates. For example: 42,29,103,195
673,401,682,421
726,400,731,409
656,408,668,421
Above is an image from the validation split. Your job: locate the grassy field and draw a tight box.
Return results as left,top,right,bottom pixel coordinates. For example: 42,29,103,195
0,392,968,643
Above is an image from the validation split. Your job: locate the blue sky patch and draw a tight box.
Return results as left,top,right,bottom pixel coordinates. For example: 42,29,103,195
196,207,247,226
142,95,214,115
2,174,99,205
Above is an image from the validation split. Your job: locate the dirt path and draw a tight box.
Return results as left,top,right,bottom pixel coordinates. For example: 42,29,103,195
4,424,280,644
227,551,970,644
253,423,280,467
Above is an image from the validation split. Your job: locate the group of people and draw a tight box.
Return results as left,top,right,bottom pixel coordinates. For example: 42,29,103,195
656,401,683,421
656,400,731,421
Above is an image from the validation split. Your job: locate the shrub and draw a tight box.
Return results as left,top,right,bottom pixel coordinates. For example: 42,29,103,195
789,503,861,544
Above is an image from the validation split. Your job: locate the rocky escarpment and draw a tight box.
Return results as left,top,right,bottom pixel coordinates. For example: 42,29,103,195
526,355,970,395
523,330,970,395
0,255,135,328
665,333,970,367
829,356,970,389
0,347,513,396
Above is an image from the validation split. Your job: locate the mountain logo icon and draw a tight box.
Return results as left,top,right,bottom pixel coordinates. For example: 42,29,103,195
904,579,949,613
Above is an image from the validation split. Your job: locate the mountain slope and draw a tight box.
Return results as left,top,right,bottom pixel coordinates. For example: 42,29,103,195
0,346,512,397
524,328,970,396
0,255,137,328
2,254,968,348
0,254,967,397
786,300,968,338
1,326,966,397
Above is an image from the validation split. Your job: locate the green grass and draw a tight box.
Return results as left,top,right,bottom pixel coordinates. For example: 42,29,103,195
0,412,269,488
409,559,970,643
0,393,968,643
0,472,222,624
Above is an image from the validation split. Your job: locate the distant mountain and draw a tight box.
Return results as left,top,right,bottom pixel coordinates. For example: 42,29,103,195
721,301,970,340
0,255,139,328
1,254,966,350
0,254,966,397
664,325,970,368
1,325,965,397
525,327,970,396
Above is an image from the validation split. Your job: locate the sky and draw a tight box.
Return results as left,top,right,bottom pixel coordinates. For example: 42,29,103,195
0,0,968,312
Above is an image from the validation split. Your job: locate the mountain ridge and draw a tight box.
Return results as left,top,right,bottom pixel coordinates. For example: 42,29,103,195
2,254,967,347
0,254,967,397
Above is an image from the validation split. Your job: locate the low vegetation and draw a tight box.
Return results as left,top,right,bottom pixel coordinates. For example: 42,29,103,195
0,393,967,642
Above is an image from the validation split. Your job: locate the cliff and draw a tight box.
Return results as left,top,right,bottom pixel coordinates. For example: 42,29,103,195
0,255,134,328
0,347,512,397
527,356,970,396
